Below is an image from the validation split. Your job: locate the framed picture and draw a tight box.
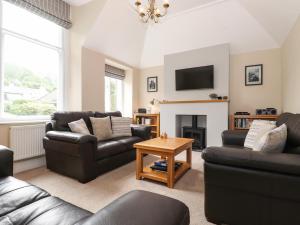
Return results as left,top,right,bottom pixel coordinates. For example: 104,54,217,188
147,76,158,92
245,64,263,86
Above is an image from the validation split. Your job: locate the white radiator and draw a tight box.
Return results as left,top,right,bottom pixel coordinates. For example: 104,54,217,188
10,124,46,161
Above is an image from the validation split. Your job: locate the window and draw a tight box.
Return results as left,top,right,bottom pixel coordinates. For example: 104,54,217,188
0,1,64,119
104,65,125,113
105,76,124,112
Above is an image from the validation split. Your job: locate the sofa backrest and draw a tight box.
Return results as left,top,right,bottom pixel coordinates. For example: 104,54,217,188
277,113,300,154
51,111,94,133
94,111,122,118
51,111,123,134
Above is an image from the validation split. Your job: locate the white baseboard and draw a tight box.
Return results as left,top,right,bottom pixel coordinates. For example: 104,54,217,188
14,156,46,174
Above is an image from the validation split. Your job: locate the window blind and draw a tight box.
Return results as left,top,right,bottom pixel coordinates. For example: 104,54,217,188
3,0,72,29
105,64,126,80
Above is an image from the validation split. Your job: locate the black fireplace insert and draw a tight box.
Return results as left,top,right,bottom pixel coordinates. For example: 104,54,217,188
182,115,206,151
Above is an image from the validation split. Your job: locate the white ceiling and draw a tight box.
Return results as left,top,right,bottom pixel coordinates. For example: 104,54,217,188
82,0,300,68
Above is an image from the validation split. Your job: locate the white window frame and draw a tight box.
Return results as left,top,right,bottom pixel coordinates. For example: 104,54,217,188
0,1,67,122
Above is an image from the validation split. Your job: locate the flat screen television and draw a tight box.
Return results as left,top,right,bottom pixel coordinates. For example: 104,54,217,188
175,65,214,91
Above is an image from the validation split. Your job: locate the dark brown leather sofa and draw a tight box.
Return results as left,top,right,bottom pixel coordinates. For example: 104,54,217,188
202,113,300,225
43,111,151,183
0,146,190,225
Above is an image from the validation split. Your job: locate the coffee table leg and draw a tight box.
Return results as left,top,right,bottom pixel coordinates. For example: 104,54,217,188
167,155,175,188
136,149,143,180
187,145,192,167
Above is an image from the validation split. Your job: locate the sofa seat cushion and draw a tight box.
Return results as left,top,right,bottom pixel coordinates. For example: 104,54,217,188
111,136,143,150
0,177,50,217
0,196,92,225
96,141,128,161
80,190,190,225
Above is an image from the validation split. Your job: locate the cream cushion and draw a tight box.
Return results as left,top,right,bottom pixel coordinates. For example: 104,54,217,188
244,120,276,149
90,117,113,141
68,119,90,135
111,117,132,137
253,124,287,153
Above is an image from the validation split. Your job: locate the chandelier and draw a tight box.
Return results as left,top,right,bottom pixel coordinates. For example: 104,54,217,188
135,0,170,23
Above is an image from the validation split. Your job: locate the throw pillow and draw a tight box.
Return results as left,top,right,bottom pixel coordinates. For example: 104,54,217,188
68,119,90,135
111,117,132,137
244,120,276,149
90,117,113,141
253,124,287,153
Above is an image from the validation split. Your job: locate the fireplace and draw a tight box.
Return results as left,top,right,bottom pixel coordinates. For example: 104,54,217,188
176,115,207,151
161,101,228,147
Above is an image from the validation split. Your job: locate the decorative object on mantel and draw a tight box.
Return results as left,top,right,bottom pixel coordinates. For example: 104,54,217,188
134,0,170,23
222,96,228,100
147,76,158,92
209,93,218,99
245,64,263,86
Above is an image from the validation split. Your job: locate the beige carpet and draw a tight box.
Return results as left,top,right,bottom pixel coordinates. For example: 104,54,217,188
16,151,213,225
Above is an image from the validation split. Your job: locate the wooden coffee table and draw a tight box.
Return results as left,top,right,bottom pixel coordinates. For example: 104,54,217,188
134,137,193,188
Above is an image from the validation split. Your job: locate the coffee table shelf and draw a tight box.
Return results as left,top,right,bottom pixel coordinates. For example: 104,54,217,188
141,160,191,184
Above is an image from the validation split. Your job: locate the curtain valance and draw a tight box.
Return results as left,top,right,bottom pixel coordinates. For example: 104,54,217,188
4,0,72,29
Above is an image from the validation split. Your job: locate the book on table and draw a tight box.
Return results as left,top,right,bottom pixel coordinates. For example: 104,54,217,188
150,160,182,172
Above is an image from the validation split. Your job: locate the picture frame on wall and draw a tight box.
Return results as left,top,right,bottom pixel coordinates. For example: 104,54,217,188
245,64,263,86
147,76,158,92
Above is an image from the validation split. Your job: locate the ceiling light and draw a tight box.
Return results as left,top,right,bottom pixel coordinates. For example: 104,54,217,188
134,0,170,23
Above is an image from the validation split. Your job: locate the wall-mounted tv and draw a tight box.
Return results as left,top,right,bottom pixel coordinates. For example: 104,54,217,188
175,65,214,91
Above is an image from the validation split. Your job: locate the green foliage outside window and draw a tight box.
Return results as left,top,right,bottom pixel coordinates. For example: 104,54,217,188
5,100,56,116
3,64,57,116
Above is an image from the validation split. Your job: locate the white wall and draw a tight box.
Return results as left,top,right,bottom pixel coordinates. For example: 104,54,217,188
137,66,164,111
68,0,108,110
138,48,283,115
282,16,300,113
82,47,105,111
164,44,230,101
230,48,282,114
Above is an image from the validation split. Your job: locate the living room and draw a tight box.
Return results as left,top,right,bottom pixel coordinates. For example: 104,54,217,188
0,0,300,225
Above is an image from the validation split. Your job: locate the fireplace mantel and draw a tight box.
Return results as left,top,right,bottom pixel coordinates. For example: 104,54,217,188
160,99,229,104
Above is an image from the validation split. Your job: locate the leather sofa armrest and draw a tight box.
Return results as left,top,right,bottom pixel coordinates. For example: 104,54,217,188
202,146,300,176
46,131,97,144
222,130,248,146
80,190,189,225
45,121,54,133
0,146,13,177
131,126,152,140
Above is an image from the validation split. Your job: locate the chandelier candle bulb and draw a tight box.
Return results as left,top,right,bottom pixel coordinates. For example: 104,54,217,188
155,8,161,17
163,0,170,8
139,8,146,17
135,0,141,6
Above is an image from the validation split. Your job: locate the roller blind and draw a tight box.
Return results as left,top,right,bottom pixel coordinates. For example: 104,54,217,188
3,0,72,29
105,64,126,80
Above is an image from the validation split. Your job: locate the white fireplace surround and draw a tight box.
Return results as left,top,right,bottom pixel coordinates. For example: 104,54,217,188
160,102,228,147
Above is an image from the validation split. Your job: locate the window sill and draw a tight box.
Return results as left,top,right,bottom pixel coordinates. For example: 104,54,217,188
0,119,50,125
